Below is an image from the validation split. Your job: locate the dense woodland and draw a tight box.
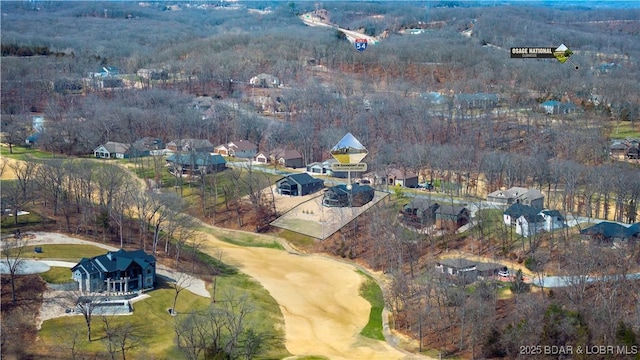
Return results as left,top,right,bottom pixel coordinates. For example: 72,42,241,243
2,1,640,359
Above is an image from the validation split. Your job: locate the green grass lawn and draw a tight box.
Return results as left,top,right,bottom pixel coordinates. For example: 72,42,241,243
9,244,108,261
0,144,59,160
278,229,317,251
198,225,283,249
357,270,385,341
39,267,73,284
610,121,640,139
36,245,289,359
40,280,289,359
1,210,45,232
39,287,211,358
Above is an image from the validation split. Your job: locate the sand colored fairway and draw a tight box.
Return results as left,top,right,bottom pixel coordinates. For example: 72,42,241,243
199,232,417,360
0,157,21,180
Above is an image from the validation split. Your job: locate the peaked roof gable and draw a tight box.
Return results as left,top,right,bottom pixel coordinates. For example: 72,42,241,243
281,173,322,186
504,203,539,218
580,221,631,238
270,148,303,160
72,249,155,274
230,140,257,151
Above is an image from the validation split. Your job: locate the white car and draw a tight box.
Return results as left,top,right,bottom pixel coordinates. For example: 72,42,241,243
498,270,510,277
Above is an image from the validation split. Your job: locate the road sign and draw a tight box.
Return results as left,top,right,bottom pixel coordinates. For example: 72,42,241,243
330,133,368,164
355,38,368,52
331,163,367,172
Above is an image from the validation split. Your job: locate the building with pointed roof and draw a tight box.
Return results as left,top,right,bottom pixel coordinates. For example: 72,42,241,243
71,249,156,293
580,221,640,243
487,187,544,209
275,173,324,196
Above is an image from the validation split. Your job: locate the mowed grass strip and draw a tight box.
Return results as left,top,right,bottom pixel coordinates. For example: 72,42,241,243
38,287,211,358
39,267,73,284
197,225,283,249
9,244,108,261
357,270,385,341
38,266,289,359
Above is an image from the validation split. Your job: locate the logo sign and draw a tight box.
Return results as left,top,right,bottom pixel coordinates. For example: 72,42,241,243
331,163,367,172
510,47,555,59
331,133,368,164
354,38,368,52
510,44,576,66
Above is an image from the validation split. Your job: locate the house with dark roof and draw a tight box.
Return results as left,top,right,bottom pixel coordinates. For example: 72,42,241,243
275,173,324,196
435,258,507,283
504,204,564,237
539,209,565,232
323,184,375,207
515,211,546,238
255,149,304,169
402,199,439,227
402,200,469,230
94,142,128,159
503,203,541,226
166,153,226,175
436,204,471,230
71,249,156,293
487,187,544,209
93,141,150,159
580,222,640,243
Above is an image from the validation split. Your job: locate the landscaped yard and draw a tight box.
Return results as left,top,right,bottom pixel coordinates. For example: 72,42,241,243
610,120,640,139
34,244,289,359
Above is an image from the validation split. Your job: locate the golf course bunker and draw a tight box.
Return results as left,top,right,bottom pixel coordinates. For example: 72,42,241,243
270,190,389,239
0,259,50,275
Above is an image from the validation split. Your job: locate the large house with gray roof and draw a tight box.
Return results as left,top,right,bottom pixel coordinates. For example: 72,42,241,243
487,187,544,209
71,249,156,293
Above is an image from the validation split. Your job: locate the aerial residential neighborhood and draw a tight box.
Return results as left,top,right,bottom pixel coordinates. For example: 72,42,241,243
2,1,640,359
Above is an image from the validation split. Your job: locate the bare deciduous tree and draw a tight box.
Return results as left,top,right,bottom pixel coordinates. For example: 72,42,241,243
1,234,29,303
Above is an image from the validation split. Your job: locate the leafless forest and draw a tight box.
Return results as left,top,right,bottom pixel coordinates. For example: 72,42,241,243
2,1,640,359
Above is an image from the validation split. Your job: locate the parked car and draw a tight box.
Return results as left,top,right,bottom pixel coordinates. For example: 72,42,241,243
418,182,434,191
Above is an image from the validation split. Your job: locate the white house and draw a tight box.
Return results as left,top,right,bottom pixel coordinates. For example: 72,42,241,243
516,213,546,237
255,152,269,164
539,209,565,232
505,204,565,237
